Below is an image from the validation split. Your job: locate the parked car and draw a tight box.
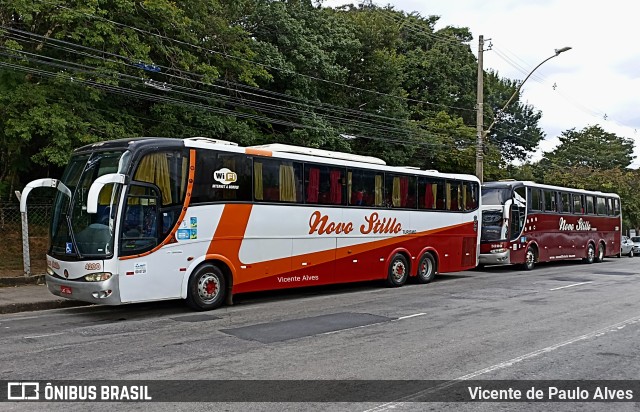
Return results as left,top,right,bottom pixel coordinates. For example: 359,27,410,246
632,236,640,255
621,236,635,257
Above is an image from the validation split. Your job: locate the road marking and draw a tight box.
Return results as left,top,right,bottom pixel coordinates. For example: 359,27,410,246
23,332,64,339
549,281,593,291
393,313,426,321
321,313,426,336
362,314,640,411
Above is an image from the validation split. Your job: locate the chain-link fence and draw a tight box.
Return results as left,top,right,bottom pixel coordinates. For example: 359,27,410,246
0,202,51,276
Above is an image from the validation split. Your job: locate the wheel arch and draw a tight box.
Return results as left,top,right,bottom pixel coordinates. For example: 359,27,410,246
386,247,412,277
414,246,440,277
181,254,235,299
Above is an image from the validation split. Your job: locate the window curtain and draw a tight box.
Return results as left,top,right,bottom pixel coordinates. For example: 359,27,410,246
462,184,468,210
457,183,463,210
425,183,434,209
400,177,409,207
347,171,352,205
374,174,383,206
392,177,401,207
135,153,172,205
279,164,296,202
432,183,438,209
306,167,320,203
445,182,452,210
254,162,263,200
330,170,342,204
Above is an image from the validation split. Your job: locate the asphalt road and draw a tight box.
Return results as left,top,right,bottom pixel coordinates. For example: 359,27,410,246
2,256,640,411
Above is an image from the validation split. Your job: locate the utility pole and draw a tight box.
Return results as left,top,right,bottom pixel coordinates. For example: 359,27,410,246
475,35,484,183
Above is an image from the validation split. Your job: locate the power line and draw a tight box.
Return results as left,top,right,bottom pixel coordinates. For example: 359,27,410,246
0,57,477,153
36,0,476,114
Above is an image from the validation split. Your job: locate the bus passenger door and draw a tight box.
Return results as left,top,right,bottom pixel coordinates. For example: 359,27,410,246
117,183,183,302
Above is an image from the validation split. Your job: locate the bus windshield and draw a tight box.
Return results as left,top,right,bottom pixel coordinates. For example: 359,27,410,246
50,150,129,258
481,187,512,205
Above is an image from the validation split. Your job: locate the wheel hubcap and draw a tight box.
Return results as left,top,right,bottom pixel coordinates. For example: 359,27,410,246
197,273,220,303
392,260,406,282
420,259,432,278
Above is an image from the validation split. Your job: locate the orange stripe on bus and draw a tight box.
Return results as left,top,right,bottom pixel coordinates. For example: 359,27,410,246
205,209,472,286
120,149,196,261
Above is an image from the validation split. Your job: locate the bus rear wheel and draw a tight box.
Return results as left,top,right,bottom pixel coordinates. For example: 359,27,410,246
386,253,409,287
594,243,605,263
187,264,227,311
416,252,437,284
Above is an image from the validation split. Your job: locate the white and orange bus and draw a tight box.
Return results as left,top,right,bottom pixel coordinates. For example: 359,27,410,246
479,180,621,270
20,137,481,310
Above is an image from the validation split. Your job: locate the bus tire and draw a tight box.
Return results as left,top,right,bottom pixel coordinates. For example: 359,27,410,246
186,264,227,311
584,243,595,264
594,242,605,263
523,246,536,271
386,253,409,287
416,252,437,284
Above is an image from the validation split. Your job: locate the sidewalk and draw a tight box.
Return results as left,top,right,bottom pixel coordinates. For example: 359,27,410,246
0,276,89,314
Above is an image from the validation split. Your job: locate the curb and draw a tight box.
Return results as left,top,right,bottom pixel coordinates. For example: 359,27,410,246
0,299,90,315
0,275,46,288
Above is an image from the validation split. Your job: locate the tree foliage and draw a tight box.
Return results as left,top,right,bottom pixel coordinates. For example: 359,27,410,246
536,125,639,230
0,0,596,202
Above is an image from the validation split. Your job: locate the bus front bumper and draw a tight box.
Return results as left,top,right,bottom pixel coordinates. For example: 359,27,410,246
479,250,510,265
46,274,122,305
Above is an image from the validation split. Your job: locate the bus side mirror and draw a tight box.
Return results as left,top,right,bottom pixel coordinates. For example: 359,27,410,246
87,173,128,214
20,178,72,213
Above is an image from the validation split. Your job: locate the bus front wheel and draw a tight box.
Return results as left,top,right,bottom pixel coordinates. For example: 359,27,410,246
187,264,227,311
584,243,595,264
386,253,409,287
523,247,536,271
416,252,437,284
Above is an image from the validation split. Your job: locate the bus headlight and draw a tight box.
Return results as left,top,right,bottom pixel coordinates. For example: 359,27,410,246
46,267,55,276
490,248,508,254
84,272,112,282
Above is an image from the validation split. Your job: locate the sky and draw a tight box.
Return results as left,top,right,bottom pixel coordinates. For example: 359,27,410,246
321,0,640,167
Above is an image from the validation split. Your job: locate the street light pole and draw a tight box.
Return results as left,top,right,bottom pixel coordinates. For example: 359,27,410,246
475,46,572,183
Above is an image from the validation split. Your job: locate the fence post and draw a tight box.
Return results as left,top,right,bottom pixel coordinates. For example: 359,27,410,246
15,191,31,277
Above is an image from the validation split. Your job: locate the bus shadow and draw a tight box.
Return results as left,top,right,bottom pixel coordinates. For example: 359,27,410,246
64,274,476,319
477,257,623,273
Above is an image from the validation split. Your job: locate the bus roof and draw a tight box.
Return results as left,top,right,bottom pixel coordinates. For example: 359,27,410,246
75,137,480,183
483,180,620,198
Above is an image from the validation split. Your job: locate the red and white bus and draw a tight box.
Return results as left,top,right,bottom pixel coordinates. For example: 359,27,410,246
479,180,621,270
20,137,481,310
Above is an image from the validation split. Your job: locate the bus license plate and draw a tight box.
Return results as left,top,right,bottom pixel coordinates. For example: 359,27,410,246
60,286,72,295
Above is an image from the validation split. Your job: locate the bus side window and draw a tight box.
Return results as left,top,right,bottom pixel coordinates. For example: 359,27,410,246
586,196,595,214
529,188,541,211
606,198,614,216
573,194,584,215
463,182,479,210
596,197,607,215
558,192,570,214
543,190,556,212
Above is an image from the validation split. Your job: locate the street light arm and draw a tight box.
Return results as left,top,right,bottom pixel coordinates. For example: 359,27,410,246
483,47,572,138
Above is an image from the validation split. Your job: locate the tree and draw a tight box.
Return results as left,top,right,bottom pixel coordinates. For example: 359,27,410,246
539,125,639,230
483,71,545,165
541,125,635,170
